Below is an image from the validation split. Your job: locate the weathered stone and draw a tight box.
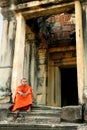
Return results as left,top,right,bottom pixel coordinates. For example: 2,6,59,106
37,49,47,105
61,105,82,122
82,3,87,104
0,69,12,103
77,125,87,130
75,0,84,105
0,12,16,103
83,104,87,122
11,13,25,100
0,123,80,130
0,103,13,121
0,1,86,129
0,0,9,7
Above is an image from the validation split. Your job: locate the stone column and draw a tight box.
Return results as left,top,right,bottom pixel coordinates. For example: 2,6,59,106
37,49,47,105
82,3,87,103
0,11,16,103
29,42,37,104
11,13,25,99
75,0,84,104
23,25,37,104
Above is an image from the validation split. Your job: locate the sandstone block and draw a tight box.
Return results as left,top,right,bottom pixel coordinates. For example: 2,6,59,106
61,105,82,122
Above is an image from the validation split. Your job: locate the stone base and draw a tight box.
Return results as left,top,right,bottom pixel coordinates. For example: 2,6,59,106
61,105,82,123
0,103,13,121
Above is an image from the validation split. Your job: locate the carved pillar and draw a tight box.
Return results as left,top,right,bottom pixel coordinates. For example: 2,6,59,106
82,3,87,103
75,0,84,104
11,13,25,99
0,10,16,103
37,49,47,105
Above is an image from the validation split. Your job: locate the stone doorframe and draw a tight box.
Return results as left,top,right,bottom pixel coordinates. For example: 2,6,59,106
10,0,84,105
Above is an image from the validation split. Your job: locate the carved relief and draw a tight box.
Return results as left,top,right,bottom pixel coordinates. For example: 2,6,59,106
0,0,10,7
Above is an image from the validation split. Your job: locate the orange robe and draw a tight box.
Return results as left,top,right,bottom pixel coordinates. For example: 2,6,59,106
12,85,33,112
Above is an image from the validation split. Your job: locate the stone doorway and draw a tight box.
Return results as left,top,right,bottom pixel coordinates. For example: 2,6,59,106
61,67,78,107
47,61,78,107
47,42,77,107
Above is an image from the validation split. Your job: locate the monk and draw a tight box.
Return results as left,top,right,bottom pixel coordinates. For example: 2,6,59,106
12,78,33,119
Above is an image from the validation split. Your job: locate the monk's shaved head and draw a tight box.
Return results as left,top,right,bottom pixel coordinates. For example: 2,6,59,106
21,78,27,82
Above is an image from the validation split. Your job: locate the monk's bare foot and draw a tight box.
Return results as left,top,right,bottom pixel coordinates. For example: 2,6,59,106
12,111,19,120
11,113,18,120
26,107,31,112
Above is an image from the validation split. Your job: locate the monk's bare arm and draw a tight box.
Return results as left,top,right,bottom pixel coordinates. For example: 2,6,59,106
17,91,24,96
17,90,30,96
22,89,30,96
17,87,32,96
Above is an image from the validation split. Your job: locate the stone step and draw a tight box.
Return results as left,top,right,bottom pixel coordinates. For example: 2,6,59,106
7,108,61,124
0,104,83,124
7,115,60,124
0,122,83,130
32,105,61,111
31,105,62,114
8,111,61,118
7,105,61,118
6,105,61,124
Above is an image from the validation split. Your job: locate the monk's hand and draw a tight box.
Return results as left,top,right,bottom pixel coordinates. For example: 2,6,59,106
22,91,30,96
22,92,28,96
18,91,29,96
21,92,27,96
17,91,24,96
20,92,24,96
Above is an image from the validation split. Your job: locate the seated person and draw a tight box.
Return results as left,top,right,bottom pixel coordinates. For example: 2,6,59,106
12,78,33,119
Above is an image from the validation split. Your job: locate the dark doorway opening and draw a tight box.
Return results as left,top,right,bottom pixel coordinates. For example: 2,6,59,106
61,67,78,107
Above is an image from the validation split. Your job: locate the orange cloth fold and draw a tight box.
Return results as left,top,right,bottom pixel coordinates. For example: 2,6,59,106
12,85,33,112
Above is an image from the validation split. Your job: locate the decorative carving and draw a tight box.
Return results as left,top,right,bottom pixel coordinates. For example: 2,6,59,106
0,0,10,7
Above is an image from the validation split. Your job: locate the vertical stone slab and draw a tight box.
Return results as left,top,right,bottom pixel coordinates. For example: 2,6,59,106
0,8,3,43
37,49,47,105
47,61,54,106
11,13,25,99
23,25,32,82
0,11,16,103
29,42,37,104
75,1,84,104
82,3,87,103
23,25,37,104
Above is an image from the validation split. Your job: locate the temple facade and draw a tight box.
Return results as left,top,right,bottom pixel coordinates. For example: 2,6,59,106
0,0,87,108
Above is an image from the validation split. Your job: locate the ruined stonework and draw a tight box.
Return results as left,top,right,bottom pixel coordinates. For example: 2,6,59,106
0,0,87,126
